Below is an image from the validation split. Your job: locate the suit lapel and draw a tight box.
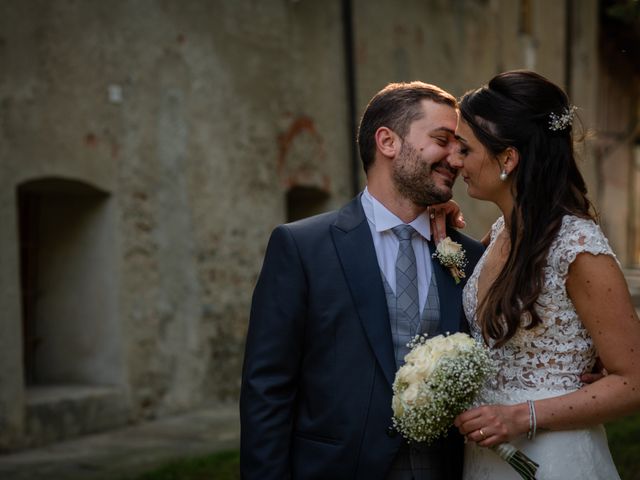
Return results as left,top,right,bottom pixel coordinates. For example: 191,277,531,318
428,239,464,334
331,197,397,387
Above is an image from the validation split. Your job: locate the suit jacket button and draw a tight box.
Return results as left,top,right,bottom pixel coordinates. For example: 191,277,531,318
386,426,397,438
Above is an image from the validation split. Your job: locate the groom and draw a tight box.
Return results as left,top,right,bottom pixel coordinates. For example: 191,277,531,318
240,82,484,479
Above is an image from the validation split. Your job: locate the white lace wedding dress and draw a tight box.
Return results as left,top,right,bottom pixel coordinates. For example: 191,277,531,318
462,215,621,480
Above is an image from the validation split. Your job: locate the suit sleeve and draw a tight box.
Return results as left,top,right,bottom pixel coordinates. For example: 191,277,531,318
240,225,307,479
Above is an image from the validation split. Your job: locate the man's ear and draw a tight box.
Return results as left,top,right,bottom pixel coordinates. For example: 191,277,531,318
502,147,520,175
375,126,400,159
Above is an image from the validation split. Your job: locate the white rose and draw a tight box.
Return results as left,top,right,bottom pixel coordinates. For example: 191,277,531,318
397,363,421,385
411,352,438,382
404,343,430,363
410,354,436,380
412,342,435,359
432,350,449,370
436,237,462,256
441,335,463,355
448,332,475,349
401,383,420,405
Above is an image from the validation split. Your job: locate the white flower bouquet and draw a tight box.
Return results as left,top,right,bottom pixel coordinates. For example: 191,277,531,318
392,332,492,442
391,333,539,480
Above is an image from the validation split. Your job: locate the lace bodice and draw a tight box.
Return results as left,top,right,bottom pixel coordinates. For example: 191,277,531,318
463,215,617,403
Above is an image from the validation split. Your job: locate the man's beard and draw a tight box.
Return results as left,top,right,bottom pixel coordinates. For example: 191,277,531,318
392,142,454,207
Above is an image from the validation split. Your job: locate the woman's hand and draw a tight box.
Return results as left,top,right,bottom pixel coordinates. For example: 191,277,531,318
454,403,529,448
428,200,466,244
581,357,607,384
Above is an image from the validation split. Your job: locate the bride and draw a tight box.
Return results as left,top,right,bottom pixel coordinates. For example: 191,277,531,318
449,70,640,479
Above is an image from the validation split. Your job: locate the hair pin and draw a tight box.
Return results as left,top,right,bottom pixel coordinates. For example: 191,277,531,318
548,105,577,131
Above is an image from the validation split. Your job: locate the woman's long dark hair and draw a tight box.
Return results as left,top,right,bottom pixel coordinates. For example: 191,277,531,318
460,70,594,347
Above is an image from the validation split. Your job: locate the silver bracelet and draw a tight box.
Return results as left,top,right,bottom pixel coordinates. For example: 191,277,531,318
527,400,537,440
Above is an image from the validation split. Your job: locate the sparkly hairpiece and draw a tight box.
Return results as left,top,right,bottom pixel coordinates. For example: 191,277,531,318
548,105,577,131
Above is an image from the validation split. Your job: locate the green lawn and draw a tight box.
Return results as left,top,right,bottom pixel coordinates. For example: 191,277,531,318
131,450,240,480
607,412,640,480
131,414,640,480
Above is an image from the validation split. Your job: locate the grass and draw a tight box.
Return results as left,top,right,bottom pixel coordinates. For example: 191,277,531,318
131,415,640,480
132,450,240,480
607,412,640,480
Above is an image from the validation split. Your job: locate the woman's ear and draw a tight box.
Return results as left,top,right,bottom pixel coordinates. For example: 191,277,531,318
375,126,400,159
502,147,520,175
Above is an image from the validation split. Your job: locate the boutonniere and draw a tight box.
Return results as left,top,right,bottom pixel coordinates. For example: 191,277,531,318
432,237,468,284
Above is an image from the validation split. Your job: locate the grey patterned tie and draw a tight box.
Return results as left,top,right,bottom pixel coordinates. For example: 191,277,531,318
392,225,420,337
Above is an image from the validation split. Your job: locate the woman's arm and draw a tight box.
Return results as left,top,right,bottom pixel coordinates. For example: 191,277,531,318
455,252,640,447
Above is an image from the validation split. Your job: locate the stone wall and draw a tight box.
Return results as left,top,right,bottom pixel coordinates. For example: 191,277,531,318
0,0,618,451
0,0,353,449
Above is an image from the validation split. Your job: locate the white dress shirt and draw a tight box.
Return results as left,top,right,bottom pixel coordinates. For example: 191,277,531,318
361,187,433,313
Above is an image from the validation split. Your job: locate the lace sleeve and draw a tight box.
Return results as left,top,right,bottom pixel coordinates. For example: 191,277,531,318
549,216,618,280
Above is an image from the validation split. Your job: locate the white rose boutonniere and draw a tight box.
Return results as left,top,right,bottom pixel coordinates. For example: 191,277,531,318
432,237,468,284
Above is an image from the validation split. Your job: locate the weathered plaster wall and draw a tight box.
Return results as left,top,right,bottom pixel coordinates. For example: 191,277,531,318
0,0,612,450
0,0,352,448
352,0,595,240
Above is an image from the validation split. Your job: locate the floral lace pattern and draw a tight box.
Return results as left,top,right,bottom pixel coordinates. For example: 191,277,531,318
462,215,621,479
463,215,617,403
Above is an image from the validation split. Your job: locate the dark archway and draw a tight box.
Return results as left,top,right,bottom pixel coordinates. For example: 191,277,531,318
286,186,330,223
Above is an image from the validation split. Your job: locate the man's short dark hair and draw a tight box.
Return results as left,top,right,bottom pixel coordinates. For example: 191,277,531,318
357,81,457,172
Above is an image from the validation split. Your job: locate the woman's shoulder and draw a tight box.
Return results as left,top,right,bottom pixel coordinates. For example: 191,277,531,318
557,214,607,246
550,214,617,272
559,213,598,231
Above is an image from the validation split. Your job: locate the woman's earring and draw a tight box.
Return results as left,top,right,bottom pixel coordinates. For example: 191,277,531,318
500,169,508,181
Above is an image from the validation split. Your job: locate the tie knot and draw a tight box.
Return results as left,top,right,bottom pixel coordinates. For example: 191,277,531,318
392,224,416,241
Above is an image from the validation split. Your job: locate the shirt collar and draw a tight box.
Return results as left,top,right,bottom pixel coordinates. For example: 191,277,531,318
362,187,432,241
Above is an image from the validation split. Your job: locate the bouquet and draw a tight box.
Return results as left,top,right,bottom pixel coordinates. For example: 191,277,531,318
392,333,539,480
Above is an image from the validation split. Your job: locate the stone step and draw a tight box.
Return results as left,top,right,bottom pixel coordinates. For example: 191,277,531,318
0,404,239,480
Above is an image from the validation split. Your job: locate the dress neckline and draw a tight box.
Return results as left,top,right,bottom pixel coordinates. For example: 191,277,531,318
466,217,505,330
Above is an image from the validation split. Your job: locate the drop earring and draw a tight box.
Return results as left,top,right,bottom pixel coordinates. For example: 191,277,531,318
500,169,508,181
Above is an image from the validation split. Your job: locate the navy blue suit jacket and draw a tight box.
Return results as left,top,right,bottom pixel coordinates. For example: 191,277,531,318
240,195,484,479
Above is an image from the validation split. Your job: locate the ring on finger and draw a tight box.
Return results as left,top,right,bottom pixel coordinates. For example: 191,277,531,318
479,429,486,440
